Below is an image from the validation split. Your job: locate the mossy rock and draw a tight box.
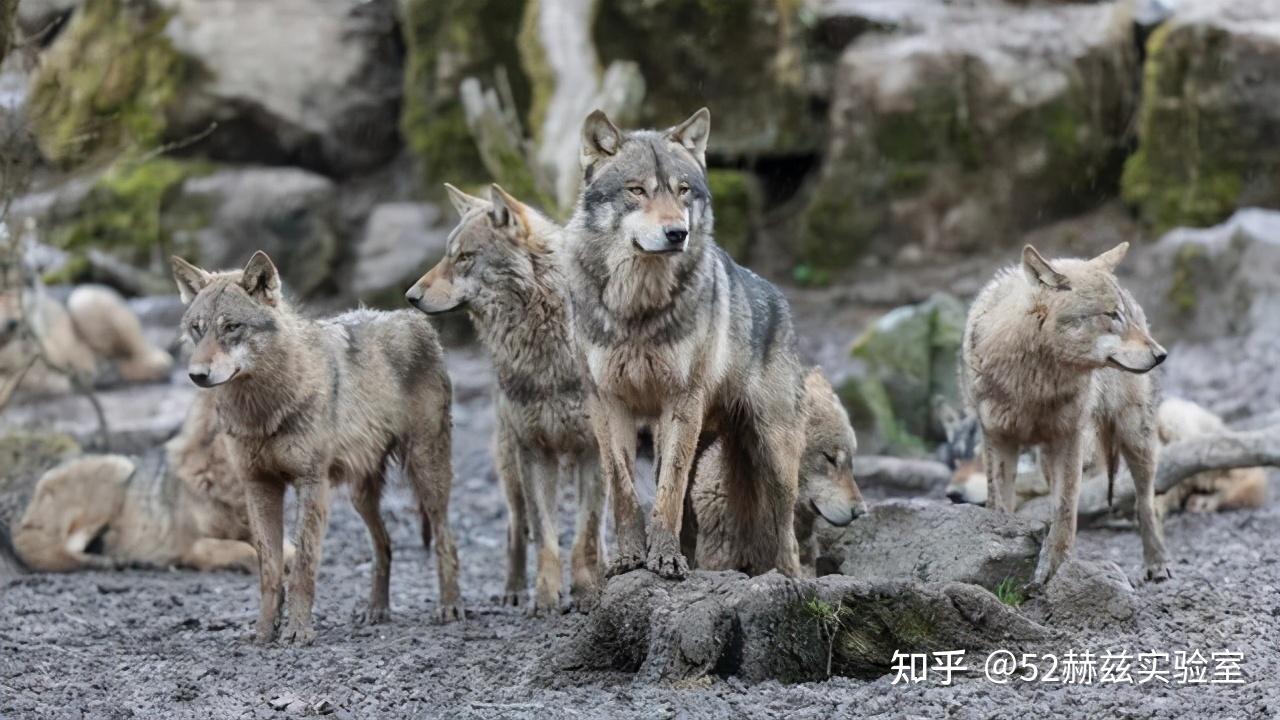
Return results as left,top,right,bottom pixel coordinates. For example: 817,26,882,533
1120,8,1280,232
400,0,531,192
26,0,195,167
0,0,15,65
593,0,819,159
837,375,926,457
707,169,763,263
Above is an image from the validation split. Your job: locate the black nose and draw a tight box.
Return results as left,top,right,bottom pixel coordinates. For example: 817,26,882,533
946,490,965,504
188,371,210,387
664,227,688,245
1153,351,1168,366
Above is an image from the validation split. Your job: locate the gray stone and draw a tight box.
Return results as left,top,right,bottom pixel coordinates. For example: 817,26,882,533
1037,558,1138,628
816,500,1045,590
351,203,447,308
168,167,338,297
540,569,1047,684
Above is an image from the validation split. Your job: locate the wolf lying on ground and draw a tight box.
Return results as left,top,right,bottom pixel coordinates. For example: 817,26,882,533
564,107,808,579
0,276,172,405
171,251,461,645
407,183,606,614
962,242,1170,588
10,392,288,573
684,367,867,573
944,398,1267,515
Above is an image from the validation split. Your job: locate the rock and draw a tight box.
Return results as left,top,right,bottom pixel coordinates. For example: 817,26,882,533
1036,558,1137,628
707,170,764,263
27,0,404,176
539,569,1047,684
0,380,194,456
800,1,1137,267
1121,0,1280,231
816,500,1045,590
351,202,448,308
166,166,339,296
400,0,529,190
594,0,820,159
1,0,16,63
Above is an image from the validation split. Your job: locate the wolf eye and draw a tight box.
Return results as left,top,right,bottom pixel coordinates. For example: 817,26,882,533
1106,310,1123,322
627,185,646,198
189,322,204,340
222,321,243,334
678,184,690,196
823,452,838,466
455,251,475,264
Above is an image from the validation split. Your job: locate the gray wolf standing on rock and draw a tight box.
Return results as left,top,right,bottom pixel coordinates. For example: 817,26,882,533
961,242,1170,588
564,107,808,579
406,183,606,614
685,367,866,573
171,251,461,645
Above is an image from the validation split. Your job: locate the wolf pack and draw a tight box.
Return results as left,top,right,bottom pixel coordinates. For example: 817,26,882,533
7,107,1245,646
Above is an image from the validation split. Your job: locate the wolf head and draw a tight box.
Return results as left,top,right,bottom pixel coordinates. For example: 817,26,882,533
1022,242,1167,373
170,251,285,388
406,184,550,315
799,369,867,526
576,108,713,255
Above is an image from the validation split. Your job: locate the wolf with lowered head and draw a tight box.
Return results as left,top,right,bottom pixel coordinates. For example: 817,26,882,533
171,251,462,644
407,183,606,614
962,242,1170,589
564,107,808,579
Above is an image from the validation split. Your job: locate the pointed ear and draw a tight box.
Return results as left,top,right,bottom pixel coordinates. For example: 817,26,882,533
488,184,527,233
240,251,282,306
170,256,212,305
666,107,710,167
1092,241,1129,272
443,183,487,218
1022,245,1071,290
580,109,623,171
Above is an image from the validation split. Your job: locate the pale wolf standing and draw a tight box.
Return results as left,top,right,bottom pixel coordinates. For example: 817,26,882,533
406,183,606,613
171,251,461,645
962,242,1170,588
685,367,866,573
564,108,808,579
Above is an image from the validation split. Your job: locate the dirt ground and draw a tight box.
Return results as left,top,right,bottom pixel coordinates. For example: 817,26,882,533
3,252,1278,719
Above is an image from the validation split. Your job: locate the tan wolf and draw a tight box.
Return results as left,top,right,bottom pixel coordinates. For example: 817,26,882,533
406,183,606,614
685,367,866,573
171,251,461,645
12,391,279,573
0,272,172,405
564,107,808,579
961,242,1170,588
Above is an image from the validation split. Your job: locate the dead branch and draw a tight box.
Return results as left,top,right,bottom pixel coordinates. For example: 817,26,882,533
853,455,952,495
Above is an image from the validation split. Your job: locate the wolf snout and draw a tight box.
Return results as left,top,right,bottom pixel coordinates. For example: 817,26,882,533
663,226,688,246
1153,349,1168,366
405,286,423,307
188,370,213,387
946,489,967,504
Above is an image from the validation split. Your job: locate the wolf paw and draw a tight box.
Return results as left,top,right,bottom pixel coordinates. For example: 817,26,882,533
1020,580,1044,598
351,603,390,626
500,590,526,607
435,603,465,623
1144,564,1172,582
646,549,689,580
279,620,317,646
568,591,600,614
606,553,646,578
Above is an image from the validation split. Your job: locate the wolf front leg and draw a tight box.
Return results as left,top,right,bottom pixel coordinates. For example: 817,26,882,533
569,456,606,610
243,477,286,644
648,389,706,580
983,433,1021,512
589,393,646,577
406,425,464,622
524,450,563,615
282,474,330,645
1031,432,1084,589
1121,429,1171,581
494,421,528,607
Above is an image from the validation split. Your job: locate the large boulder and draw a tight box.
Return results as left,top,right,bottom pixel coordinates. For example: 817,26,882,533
838,292,964,454
27,0,404,176
539,569,1047,684
351,202,448,308
1121,0,1280,232
816,500,1045,591
1034,558,1138,629
799,1,1137,268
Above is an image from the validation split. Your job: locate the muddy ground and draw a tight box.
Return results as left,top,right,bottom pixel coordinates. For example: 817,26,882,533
2,243,1278,719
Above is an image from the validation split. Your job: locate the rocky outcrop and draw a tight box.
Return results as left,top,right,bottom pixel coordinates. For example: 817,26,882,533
1121,0,1280,231
816,500,1045,590
800,1,1137,267
539,569,1047,684
351,202,449,308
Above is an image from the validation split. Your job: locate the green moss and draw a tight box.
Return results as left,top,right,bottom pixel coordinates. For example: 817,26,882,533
45,157,212,281
516,0,553,147
0,0,15,65
399,0,530,192
1167,243,1203,315
707,170,760,263
838,376,927,457
0,432,81,495
26,0,194,167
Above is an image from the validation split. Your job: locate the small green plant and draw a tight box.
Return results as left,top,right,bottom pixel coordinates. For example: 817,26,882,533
994,577,1025,607
802,597,854,677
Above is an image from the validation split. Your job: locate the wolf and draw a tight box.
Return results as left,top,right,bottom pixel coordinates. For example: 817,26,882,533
406,183,606,614
961,242,1170,588
684,367,866,573
945,398,1267,515
171,251,461,644
564,107,808,579
11,391,278,573
0,275,172,405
